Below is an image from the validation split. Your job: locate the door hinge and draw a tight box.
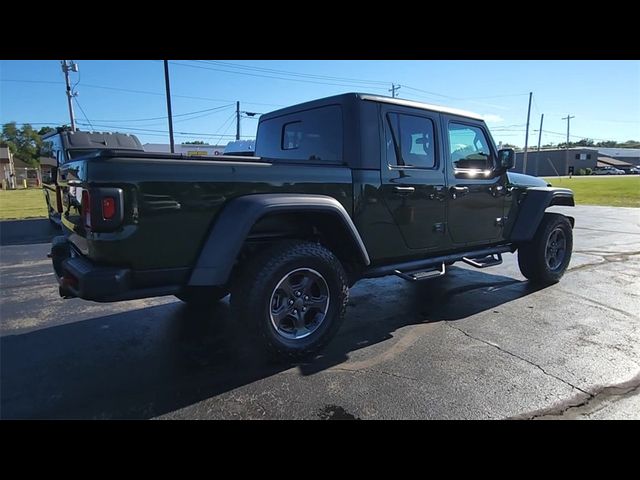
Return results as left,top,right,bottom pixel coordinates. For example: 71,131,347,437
433,222,446,233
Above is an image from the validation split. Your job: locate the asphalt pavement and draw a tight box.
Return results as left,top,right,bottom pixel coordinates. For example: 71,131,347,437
1,205,639,419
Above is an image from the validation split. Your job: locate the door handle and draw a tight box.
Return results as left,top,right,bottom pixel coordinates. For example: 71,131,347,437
449,186,469,200
393,186,415,194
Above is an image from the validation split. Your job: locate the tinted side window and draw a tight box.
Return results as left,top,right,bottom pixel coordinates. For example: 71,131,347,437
386,113,436,169
42,136,64,165
448,123,494,171
256,105,342,162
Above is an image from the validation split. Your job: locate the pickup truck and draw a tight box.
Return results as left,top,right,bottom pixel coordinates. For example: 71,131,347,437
50,93,575,360
41,130,144,225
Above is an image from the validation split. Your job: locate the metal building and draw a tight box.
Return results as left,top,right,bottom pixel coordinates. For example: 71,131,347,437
513,148,597,176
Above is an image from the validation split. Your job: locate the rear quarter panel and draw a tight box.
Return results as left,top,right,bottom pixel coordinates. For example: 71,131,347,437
69,157,353,270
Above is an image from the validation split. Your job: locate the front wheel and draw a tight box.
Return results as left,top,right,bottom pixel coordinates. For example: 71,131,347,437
518,213,573,285
232,241,348,361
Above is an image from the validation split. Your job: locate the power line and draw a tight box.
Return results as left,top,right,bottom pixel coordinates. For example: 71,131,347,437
73,97,94,131
210,111,239,146
169,61,390,91
75,121,249,138
0,79,284,107
462,93,530,100
216,115,239,147
194,60,391,86
88,104,233,123
401,85,457,100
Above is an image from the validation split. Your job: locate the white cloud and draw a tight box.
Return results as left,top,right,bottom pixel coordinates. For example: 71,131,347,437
481,114,504,123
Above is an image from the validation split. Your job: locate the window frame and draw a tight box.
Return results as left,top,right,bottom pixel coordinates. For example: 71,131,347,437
446,120,497,175
384,111,439,170
255,104,344,165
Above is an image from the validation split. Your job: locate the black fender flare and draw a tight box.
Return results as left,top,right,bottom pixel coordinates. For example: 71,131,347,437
188,193,370,286
507,187,575,243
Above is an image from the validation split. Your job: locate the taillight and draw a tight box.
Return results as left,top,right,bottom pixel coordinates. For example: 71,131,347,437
81,187,123,232
81,190,91,230
102,197,116,220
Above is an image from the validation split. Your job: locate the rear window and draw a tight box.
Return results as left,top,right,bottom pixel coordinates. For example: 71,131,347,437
256,105,343,163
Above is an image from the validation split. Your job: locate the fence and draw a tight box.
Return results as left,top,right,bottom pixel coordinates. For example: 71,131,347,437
1,165,42,189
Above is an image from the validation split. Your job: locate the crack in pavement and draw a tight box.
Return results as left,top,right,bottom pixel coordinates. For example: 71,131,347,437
574,226,640,236
445,323,592,396
575,249,640,259
568,250,640,272
328,365,418,382
555,289,639,321
374,369,419,382
511,371,640,420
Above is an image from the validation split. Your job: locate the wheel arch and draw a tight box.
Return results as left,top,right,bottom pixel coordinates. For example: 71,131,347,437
188,194,370,287
507,187,575,243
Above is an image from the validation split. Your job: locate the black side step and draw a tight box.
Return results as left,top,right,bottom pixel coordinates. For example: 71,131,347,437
394,263,446,282
462,253,503,268
363,244,514,280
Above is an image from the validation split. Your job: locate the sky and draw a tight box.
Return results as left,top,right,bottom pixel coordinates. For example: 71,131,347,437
1,60,639,148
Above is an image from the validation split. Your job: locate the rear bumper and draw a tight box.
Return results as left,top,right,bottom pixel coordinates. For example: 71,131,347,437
50,236,180,302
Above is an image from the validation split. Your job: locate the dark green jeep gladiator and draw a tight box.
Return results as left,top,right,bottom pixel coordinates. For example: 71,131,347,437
50,93,574,359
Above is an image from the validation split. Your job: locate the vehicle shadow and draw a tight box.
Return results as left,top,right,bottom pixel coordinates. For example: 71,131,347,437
0,267,544,419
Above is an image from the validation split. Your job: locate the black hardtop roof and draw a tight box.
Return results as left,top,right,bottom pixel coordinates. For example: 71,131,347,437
43,130,144,151
259,92,483,122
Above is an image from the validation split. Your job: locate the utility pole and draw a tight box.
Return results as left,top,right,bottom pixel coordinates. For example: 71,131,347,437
562,114,575,175
236,101,241,140
389,84,401,98
61,60,78,131
535,114,544,176
522,92,533,174
163,60,175,154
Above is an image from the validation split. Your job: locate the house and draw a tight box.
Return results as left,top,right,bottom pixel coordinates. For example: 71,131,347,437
39,156,57,183
1,146,53,188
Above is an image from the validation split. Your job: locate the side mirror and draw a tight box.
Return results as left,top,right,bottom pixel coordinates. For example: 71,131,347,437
497,148,515,171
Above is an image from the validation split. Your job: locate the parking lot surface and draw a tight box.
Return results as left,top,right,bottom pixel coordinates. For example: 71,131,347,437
1,206,639,419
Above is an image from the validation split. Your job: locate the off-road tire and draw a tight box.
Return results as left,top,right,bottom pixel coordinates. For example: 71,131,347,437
231,241,349,361
518,213,573,285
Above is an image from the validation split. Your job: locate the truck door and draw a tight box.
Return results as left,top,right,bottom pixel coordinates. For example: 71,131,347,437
443,117,506,246
380,107,448,251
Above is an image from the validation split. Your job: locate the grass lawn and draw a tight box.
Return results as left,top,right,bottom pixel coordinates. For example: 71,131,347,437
0,188,48,220
544,176,640,208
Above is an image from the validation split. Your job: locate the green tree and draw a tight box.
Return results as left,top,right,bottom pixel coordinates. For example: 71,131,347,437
38,126,55,137
595,140,617,147
183,140,209,145
1,122,58,166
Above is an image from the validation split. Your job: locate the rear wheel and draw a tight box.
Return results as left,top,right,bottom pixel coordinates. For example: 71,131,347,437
518,213,573,285
232,241,348,361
